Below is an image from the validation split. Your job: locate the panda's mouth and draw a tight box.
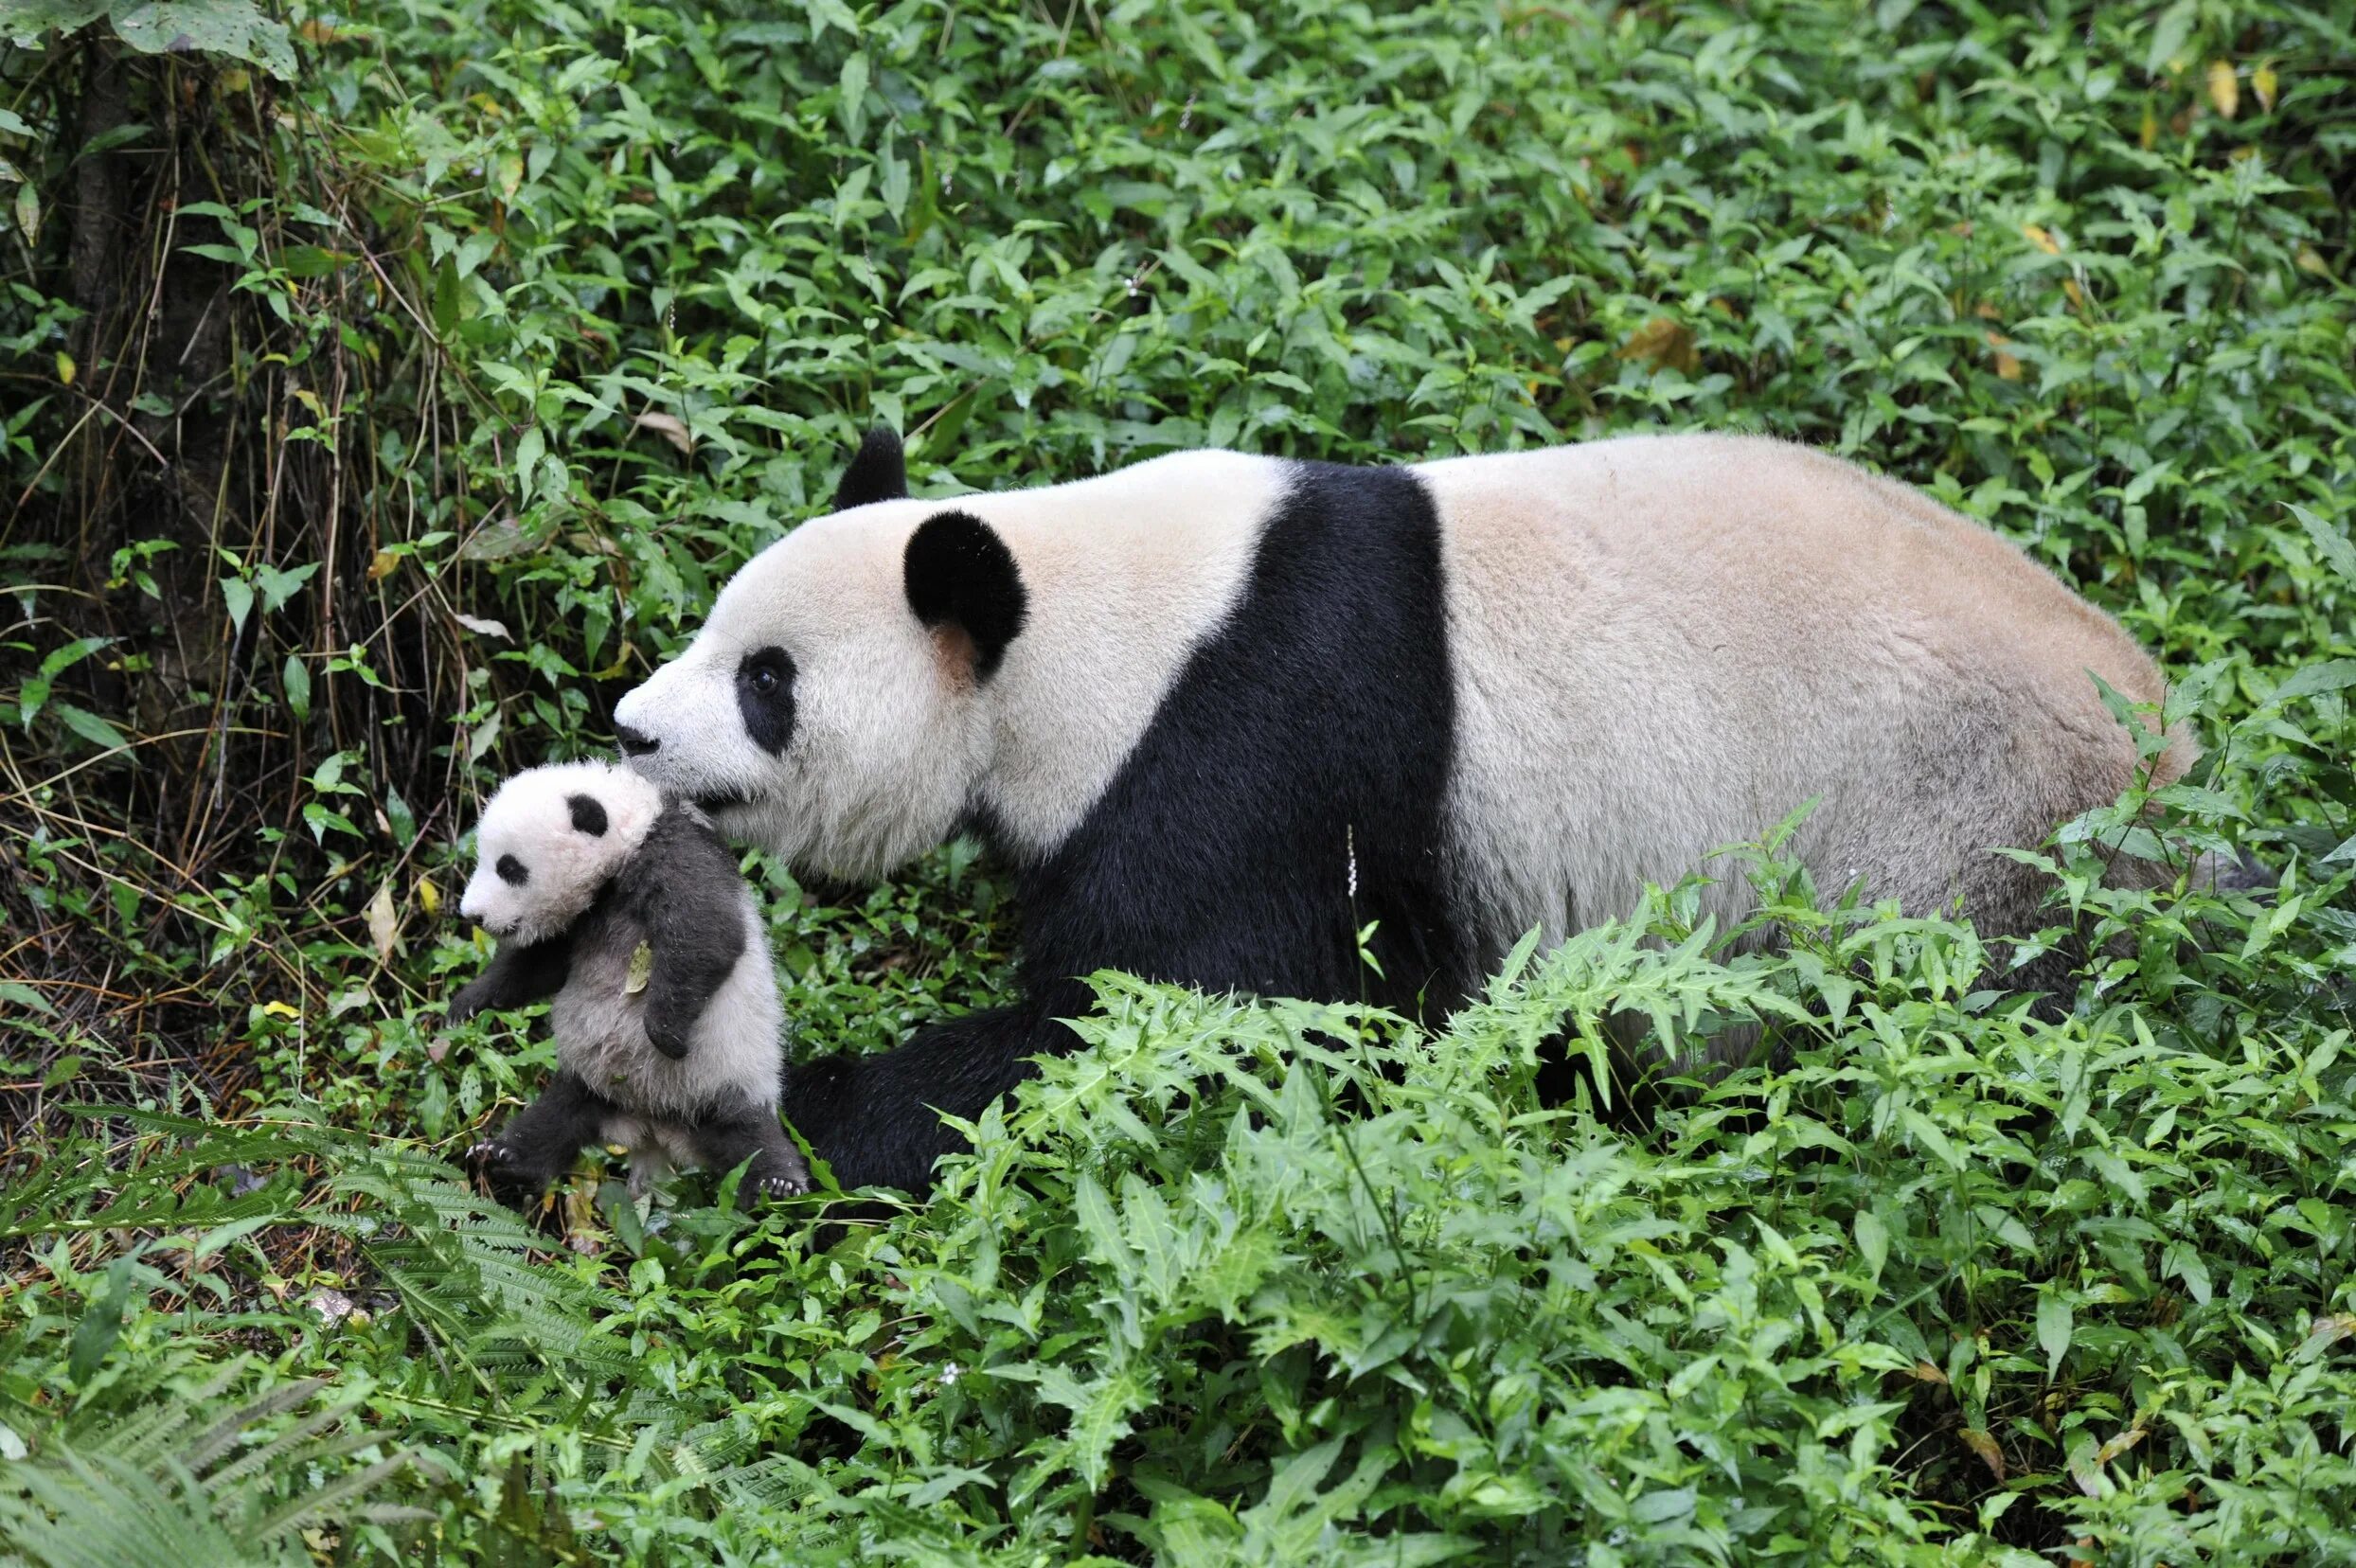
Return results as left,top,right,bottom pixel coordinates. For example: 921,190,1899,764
694,790,752,813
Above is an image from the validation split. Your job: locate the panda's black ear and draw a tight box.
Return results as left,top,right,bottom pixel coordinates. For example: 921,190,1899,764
566,793,610,836
831,426,907,512
904,510,1026,680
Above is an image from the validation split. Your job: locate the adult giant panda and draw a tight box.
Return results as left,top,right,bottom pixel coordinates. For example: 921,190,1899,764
613,429,2183,1192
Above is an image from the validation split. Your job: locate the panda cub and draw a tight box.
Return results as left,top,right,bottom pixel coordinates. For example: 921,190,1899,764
452,759,810,1208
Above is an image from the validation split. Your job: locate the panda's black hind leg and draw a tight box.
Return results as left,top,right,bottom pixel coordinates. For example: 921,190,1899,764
691,1104,812,1208
468,1070,612,1211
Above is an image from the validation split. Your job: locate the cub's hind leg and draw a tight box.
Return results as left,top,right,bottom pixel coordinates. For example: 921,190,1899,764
469,1071,614,1211
690,1103,812,1208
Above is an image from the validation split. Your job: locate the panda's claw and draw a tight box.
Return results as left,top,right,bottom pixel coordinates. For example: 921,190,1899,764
748,1169,811,1203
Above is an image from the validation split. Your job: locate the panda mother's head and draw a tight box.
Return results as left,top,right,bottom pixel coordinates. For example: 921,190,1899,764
611,431,1027,882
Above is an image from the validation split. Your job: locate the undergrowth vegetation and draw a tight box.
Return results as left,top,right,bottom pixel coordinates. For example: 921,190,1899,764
2,0,2353,1559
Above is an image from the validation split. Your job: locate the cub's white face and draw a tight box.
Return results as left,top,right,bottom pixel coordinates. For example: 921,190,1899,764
611,509,991,883
459,761,663,944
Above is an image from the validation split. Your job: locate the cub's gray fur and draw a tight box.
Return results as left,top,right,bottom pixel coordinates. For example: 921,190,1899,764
453,760,808,1208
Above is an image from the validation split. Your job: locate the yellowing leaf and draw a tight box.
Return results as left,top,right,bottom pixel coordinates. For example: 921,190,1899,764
2095,1425,2148,1466
633,410,692,454
1909,1360,1949,1383
366,548,399,580
1615,316,1697,376
2296,246,2331,278
2207,60,2239,118
1986,331,2022,381
2304,1313,2356,1359
2022,224,2060,255
417,876,441,918
2140,101,2158,150
366,880,399,961
2062,277,2085,310
2253,60,2278,113
1959,1428,2006,1482
261,1000,301,1020
54,350,73,387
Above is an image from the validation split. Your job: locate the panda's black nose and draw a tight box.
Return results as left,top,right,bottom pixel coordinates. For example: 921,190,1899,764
615,722,659,757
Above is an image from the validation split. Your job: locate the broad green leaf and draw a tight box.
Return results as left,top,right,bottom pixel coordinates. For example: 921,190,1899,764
2038,1292,2074,1380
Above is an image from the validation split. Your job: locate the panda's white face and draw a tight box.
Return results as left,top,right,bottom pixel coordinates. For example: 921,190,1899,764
458,761,664,944
611,510,993,883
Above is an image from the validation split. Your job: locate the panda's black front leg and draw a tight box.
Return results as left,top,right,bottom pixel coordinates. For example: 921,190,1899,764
690,1102,812,1207
777,997,1078,1196
468,1071,613,1209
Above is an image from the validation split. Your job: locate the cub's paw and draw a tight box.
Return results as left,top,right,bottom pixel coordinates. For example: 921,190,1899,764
643,1014,693,1061
464,1139,548,1211
448,981,495,1024
739,1167,812,1209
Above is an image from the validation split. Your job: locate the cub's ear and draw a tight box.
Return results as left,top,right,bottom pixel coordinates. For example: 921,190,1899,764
566,793,610,836
904,510,1027,680
831,426,907,512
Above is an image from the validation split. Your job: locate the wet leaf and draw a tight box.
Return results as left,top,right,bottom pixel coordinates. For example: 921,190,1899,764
112,1,297,79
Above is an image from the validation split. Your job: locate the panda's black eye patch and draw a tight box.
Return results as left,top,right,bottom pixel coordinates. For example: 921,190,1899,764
495,854,529,886
735,646,796,756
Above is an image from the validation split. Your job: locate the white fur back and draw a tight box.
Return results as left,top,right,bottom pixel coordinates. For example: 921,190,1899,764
1418,434,2178,964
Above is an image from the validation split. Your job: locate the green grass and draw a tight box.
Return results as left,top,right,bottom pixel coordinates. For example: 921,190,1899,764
2,0,2354,1560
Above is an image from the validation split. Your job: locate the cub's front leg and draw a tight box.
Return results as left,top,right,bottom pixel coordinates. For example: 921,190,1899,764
467,1071,614,1210
450,934,573,1023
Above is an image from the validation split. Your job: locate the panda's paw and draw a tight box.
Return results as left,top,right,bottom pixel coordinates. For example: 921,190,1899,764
644,1015,693,1061
741,1168,811,1209
465,1138,513,1167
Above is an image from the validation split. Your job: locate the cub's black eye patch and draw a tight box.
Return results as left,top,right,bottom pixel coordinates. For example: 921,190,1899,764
735,646,797,756
566,793,609,836
494,854,529,886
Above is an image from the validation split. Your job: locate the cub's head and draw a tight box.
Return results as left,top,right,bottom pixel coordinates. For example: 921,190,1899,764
611,429,1028,882
458,760,665,943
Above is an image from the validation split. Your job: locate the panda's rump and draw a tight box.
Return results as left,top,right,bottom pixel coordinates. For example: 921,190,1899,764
1419,435,2172,962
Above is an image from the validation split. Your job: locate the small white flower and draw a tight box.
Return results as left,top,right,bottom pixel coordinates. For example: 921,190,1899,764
939,1362,962,1386
1346,825,1359,900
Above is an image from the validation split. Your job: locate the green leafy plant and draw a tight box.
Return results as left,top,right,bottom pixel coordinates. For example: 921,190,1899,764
2,0,2352,1559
